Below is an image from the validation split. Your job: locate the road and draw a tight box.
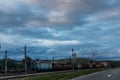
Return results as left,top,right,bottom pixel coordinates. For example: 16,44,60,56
71,68,120,80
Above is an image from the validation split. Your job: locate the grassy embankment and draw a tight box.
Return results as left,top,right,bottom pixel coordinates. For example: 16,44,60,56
21,68,111,80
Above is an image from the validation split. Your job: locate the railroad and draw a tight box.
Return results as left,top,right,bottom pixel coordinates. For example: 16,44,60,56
0,70,74,79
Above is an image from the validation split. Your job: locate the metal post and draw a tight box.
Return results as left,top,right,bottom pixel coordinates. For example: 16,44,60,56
5,50,7,75
74,52,77,69
53,57,54,63
52,57,54,71
72,49,75,71
24,46,27,74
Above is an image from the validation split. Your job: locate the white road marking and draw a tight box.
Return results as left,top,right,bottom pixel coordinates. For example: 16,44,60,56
107,74,111,78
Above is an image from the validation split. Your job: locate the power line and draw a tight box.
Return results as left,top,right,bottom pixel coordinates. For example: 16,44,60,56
0,44,35,75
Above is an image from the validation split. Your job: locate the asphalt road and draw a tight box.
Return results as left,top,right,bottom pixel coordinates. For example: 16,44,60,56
71,68,120,80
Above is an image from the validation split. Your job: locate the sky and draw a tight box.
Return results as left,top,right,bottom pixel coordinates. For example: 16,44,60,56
0,0,120,60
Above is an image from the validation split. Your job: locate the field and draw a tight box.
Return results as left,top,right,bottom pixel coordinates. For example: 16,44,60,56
21,68,110,80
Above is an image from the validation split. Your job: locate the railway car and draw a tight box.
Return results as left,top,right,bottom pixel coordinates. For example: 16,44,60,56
31,60,73,71
53,63,72,70
31,60,53,71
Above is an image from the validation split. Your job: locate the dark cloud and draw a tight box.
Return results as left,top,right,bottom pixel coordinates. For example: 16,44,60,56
0,0,120,60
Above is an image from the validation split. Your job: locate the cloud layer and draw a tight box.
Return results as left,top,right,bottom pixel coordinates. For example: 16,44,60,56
0,0,120,60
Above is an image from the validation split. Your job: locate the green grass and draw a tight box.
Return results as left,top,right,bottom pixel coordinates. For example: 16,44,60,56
21,68,110,80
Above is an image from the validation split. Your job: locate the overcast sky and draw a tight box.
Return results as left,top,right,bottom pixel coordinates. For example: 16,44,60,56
0,0,120,60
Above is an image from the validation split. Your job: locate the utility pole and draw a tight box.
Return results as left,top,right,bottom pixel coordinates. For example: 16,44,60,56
23,46,33,74
53,57,54,62
5,50,7,75
72,49,77,71
74,52,77,69
72,49,75,71
0,45,8,75
52,57,54,71
24,46,27,74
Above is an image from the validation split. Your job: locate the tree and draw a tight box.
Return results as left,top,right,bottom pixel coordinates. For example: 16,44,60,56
22,56,33,70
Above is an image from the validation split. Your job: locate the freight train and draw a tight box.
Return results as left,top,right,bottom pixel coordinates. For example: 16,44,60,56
31,61,73,71
31,60,111,71
0,61,111,73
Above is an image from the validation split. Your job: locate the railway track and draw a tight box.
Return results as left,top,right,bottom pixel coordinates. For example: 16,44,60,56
0,70,74,80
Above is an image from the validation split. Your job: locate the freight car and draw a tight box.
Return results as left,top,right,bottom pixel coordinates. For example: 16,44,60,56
53,63,72,70
31,60,53,71
31,60,73,71
77,61,110,69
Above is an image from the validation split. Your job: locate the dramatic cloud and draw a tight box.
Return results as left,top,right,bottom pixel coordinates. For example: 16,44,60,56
0,0,120,60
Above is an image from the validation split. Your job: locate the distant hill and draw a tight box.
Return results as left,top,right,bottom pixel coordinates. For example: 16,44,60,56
54,58,120,67
55,57,90,64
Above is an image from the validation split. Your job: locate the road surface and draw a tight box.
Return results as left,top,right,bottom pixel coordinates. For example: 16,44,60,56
71,68,120,80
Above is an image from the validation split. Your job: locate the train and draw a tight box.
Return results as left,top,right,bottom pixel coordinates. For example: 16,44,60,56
31,60,111,71
0,61,111,73
31,61,73,71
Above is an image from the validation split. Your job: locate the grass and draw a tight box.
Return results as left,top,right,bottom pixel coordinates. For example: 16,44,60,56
21,68,110,80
